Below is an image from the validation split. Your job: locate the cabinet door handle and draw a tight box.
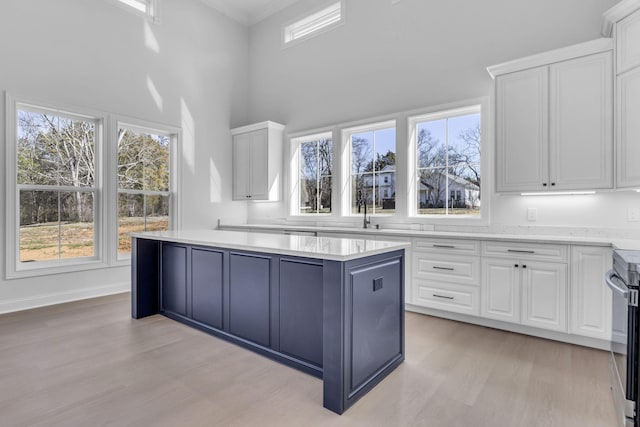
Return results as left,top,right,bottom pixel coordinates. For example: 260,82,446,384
542,183,548,187
514,264,519,268
507,249,535,254
433,266,455,271
433,244,455,249
522,265,527,269
432,294,454,300
551,183,556,186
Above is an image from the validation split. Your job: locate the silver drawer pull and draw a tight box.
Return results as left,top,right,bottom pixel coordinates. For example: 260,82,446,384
433,266,454,271
507,249,535,254
433,244,455,249
433,294,454,300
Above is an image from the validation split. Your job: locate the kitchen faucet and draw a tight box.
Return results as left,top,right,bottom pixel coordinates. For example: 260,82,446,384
359,192,371,229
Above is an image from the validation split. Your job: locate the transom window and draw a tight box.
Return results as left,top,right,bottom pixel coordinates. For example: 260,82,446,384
112,0,158,21
15,105,99,264
294,133,333,215
283,1,344,46
412,105,481,217
345,121,396,216
117,123,173,258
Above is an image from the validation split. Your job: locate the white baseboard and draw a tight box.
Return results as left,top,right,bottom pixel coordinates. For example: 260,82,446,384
0,282,130,314
405,303,611,351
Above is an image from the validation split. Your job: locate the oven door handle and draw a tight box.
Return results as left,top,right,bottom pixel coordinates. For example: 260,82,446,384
605,270,629,299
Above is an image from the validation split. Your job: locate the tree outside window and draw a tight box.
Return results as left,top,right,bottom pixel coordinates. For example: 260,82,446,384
416,109,481,216
298,136,332,214
117,126,171,256
17,108,97,262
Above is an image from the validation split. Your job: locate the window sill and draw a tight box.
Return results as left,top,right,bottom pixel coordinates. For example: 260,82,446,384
6,259,119,280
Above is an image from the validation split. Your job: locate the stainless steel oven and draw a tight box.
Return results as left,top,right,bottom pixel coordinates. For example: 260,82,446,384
607,250,640,427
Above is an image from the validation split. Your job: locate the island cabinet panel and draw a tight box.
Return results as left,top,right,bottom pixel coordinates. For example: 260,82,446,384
161,243,188,317
191,248,224,329
279,258,323,367
131,238,159,319
349,259,402,391
228,252,273,347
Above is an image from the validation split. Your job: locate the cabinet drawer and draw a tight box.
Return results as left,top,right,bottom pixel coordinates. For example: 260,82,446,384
412,237,480,255
482,241,567,262
412,253,480,286
413,280,480,316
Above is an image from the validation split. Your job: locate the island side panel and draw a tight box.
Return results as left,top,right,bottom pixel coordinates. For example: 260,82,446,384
322,249,405,415
131,237,160,319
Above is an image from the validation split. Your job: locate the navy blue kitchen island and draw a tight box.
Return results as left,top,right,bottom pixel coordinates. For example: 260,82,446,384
131,230,409,414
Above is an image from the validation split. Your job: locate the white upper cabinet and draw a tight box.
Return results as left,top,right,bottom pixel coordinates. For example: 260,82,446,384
549,52,613,190
617,9,640,73
231,121,284,201
489,39,614,193
617,66,640,187
604,1,640,188
495,66,549,192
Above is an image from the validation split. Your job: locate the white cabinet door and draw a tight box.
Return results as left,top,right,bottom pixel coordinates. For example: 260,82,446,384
617,9,640,73
521,261,567,332
549,52,613,190
496,66,549,192
481,258,520,323
616,66,640,188
248,130,268,199
232,133,251,200
570,246,612,340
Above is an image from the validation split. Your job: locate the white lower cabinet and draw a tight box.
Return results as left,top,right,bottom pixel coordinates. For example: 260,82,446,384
521,261,567,332
570,246,612,340
481,258,521,323
481,256,568,333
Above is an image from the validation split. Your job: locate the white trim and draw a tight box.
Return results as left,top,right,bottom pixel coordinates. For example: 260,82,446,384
487,38,613,78
230,120,285,135
0,282,130,315
281,0,345,48
111,115,182,263
408,100,485,223
602,0,640,36
107,0,160,23
5,94,108,279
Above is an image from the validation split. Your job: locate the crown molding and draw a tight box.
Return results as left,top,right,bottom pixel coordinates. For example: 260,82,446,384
200,0,302,26
602,0,640,36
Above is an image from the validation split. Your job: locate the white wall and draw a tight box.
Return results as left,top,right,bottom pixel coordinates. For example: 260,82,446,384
0,0,250,312
245,0,640,237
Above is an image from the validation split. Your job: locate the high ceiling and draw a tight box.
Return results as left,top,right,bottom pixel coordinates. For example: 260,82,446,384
201,0,303,26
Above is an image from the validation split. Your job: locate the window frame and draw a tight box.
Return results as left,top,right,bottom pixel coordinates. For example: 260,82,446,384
111,116,181,264
109,0,160,23
407,98,489,224
282,0,345,48
5,95,108,278
341,119,397,217
289,131,334,217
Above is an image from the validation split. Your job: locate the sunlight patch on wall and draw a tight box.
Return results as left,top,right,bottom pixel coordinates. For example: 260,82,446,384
209,159,222,203
146,76,163,111
181,98,195,173
144,21,160,53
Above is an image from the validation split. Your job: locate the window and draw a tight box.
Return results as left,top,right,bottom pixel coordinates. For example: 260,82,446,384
283,1,344,46
5,96,180,278
345,121,396,215
412,105,481,217
117,123,175,258
12,103,101,266
294,133,332,215
112,0,158,21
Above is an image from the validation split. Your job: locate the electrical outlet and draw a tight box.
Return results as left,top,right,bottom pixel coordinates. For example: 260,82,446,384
629,208,640,222
527,207,537,222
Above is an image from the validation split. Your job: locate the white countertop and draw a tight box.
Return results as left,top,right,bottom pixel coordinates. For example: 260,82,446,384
131,230,410,261
219,223,640,250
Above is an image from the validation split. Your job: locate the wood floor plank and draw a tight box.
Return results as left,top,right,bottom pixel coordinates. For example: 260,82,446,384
0,293,617,426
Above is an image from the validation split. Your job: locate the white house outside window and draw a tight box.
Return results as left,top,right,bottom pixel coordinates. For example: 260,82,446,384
345,121,396,216
412,105,481,217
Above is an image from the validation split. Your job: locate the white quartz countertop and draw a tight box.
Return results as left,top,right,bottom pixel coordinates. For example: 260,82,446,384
219,223,640,250
131,230,410,261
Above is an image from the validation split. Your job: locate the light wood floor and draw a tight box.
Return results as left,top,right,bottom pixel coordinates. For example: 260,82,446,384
0,293,616,427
